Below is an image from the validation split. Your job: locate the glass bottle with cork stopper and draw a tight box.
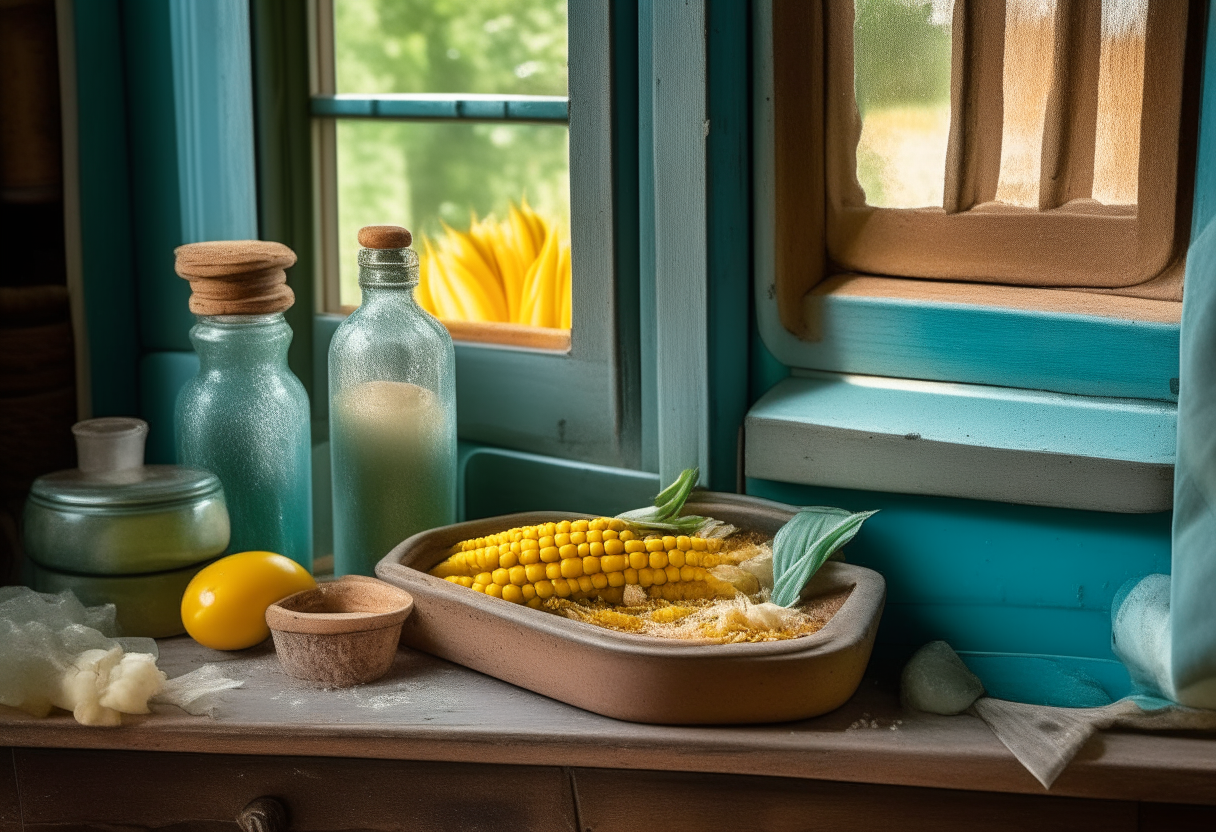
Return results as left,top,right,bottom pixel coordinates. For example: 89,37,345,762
173,240,313,570
329,225,457,577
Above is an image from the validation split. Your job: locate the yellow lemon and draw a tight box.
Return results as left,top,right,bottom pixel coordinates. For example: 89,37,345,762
181,551,316,650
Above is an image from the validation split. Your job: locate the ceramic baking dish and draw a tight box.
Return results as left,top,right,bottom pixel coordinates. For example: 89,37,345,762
376,492,885,724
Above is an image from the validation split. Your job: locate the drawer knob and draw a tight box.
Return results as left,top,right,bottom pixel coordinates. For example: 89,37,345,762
238,797,288,832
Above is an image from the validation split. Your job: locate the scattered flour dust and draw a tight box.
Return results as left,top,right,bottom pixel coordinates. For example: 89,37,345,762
846,712,904,732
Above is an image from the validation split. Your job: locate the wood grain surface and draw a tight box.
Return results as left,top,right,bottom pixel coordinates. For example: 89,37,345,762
0,638,1214,808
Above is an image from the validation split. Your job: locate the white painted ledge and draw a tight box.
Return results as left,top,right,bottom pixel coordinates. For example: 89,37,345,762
745,372,1175,513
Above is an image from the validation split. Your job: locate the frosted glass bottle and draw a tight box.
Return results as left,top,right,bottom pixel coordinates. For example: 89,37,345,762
329,232,457,576
176,313,313,569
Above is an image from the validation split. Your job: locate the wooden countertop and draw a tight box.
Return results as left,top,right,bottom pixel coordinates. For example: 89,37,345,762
2,637,1214,805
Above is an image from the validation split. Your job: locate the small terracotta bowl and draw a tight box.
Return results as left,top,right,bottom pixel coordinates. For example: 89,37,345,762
265,575,414,687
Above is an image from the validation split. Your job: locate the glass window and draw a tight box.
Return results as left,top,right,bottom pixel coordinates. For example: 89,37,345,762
325,0,572,339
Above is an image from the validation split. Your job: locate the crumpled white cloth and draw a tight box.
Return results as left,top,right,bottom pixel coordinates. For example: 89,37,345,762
153,664,244,716
971,695,1216,789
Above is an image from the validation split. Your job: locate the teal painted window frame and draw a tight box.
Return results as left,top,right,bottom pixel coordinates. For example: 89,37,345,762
742,0,1209,512
750,1,1189,406
307,0,643,471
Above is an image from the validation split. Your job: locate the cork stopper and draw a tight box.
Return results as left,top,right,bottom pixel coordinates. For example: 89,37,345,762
175,240,297,316
358,225,412,250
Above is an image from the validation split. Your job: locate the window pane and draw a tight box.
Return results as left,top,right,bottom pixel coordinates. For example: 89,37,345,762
853,0,954,209
1092,0,1146,205
994,0,1058,208
334,0,568,97
336,120,570,328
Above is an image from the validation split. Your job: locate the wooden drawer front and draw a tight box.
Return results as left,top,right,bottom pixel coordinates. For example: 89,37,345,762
14,749,577,832
571,768,1140,832
0,750,19,832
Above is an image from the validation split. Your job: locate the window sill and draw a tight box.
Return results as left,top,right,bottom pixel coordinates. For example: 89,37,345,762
745,372,1175,513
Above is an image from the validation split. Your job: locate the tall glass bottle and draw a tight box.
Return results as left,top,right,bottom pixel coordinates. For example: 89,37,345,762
176,313,313,569
329,227,457,576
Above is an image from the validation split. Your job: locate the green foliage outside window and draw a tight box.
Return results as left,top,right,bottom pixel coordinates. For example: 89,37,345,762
333,0,569,306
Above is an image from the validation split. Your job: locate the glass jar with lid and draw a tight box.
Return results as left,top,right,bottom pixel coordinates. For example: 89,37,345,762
329,225,457,576
173,241,313,569
23,417,230,636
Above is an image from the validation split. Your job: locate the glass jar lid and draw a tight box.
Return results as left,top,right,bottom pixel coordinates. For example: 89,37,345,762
29,465,223,511
28,417,223,511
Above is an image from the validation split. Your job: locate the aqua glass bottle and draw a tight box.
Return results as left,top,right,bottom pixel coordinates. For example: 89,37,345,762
329,226,457,577
176,313,313,569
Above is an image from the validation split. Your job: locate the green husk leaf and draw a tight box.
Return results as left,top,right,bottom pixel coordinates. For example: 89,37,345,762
616,468,715,534
770,507,878,607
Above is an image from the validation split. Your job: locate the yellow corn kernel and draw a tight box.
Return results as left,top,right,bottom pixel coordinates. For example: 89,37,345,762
522,584,537,601
472,582,487,593
540,546,560,563
535,580,555,599
623,567,639,585
583,556,601,574
483,549,501,570
554,579,572,598
542,523,556,536
539,535,554,549
628,550,649,570
590,541,605,557
527,597,543,609
662,536,677,550
685,551,701,567
619,529,634,540
523,526,538,539
560,558,584,579
649,550,669,570
486,583,503,598
601,555,628,573
570,531,586,545
546,562,562,580
502,584,524,604
525,563,547,583
572,519,588,533
591,573,608,590
557,521,572,534
521,538,539,552
665,565,681,584
681,565,697,582
492,568,510,586
638,568,654,587
500,550,519,568
624,539,646,554
554,533,571,547
577,542,590,557
559,543,578,560
587,530,603,543
519,548,540,565
603,538,624,556
645,538,665,553
508,566,527,585
589,518,606,531
603,529,619,541
474,571,492,585
676,535,691,550
577,575,594,593
668,549,686,568
509,541,521,555
651,566,667,586
692,537,707,551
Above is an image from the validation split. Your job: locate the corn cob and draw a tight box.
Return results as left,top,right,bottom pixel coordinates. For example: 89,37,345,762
429,518,733,609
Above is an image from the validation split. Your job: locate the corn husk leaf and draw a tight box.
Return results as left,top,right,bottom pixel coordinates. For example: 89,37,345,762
616,468,724,535
770,507,878,607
